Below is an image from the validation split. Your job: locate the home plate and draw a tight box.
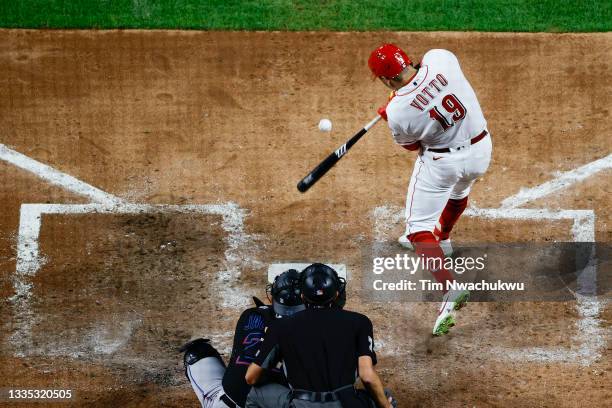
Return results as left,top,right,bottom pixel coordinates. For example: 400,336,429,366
268,263,347,283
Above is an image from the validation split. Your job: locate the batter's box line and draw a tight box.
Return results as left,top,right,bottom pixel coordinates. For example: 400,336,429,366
8,202,254,357
1,144,260,357
372,204,604,366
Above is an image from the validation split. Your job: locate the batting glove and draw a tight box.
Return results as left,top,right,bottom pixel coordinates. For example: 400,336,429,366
377,104,388,121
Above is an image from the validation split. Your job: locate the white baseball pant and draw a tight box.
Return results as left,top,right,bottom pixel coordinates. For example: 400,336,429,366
404,133,492,235
187,356,228,408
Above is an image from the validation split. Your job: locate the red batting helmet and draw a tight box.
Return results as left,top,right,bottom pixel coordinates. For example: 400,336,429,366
368,44,412,79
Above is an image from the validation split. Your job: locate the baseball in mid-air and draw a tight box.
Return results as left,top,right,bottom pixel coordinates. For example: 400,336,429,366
318,118,332,132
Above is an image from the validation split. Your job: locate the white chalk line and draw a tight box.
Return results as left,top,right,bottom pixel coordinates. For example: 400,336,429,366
373,153,610,366
374,204,604,365
1,144,258,357
9,202,256,357
501,153,612,209
465,207,596,242
0,143,123,205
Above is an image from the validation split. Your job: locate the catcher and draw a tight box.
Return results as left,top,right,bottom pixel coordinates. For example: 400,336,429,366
180,269,305,407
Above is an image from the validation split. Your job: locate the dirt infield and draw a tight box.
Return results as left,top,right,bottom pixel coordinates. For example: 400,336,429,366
0,30,610,407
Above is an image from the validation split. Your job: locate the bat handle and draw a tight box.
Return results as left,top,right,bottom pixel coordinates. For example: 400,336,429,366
364,115,383,131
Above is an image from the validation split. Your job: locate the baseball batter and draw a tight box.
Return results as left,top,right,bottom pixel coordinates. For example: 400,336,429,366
368,44,493,335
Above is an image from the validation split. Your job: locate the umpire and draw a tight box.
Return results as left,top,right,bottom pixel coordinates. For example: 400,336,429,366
245,263,394,408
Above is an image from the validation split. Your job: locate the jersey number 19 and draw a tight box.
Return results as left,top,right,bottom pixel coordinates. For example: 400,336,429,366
428,94,467,131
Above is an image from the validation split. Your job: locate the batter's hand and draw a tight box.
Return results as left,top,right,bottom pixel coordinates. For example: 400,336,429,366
378,91,396,121
377,105,388,121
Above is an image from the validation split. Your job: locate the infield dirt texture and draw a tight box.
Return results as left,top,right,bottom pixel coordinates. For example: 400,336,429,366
0,29,610,407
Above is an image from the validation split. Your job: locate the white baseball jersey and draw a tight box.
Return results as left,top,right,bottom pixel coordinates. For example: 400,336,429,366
386,49,487,149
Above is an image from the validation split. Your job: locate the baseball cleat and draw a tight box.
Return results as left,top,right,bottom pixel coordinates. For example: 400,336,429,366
398,234,454,257
432,289,470,336
433,313,456,336
451,289,470,310
439,238,453,257
398,233,414,250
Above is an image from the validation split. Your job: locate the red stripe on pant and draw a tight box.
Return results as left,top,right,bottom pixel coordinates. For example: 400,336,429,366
406,161,423,235
434,197,468,241
408,231,455,293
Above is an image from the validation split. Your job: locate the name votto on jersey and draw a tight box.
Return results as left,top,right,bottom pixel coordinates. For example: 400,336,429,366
409,74,449,112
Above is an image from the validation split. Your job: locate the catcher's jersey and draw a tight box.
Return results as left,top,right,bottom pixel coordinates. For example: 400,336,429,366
386,49,487,149
222,306,285,406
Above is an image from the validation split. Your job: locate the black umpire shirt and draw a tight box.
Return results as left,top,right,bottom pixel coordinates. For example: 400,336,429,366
253,307,377,392
222,306,285,406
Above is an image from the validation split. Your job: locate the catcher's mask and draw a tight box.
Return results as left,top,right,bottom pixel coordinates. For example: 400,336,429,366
300,263,346,309
266,269,305,317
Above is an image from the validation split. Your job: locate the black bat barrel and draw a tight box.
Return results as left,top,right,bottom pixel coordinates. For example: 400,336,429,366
297,115,381,193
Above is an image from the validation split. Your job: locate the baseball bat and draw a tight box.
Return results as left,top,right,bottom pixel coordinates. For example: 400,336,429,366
297,115,382,193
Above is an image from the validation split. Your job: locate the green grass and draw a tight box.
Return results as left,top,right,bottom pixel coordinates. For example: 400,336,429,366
0,1,610,32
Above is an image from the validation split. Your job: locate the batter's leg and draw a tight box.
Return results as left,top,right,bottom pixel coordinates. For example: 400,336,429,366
402,157,457,236
398,159,423,249
408,231,455,289
433,196,469,242
401,154,470,336
429,136,491,336
402,157,459,289
409,229,470,337
434,134,492,242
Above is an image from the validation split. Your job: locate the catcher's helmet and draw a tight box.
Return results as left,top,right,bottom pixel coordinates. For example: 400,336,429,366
267,269,305,317
300,263,346,308
368,43,412,79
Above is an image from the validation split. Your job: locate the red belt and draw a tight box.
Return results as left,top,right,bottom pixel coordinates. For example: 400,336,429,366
427,130,488,153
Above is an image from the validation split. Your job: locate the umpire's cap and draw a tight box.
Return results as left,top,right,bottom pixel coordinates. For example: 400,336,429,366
267,269,306,317
300,263,346,307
